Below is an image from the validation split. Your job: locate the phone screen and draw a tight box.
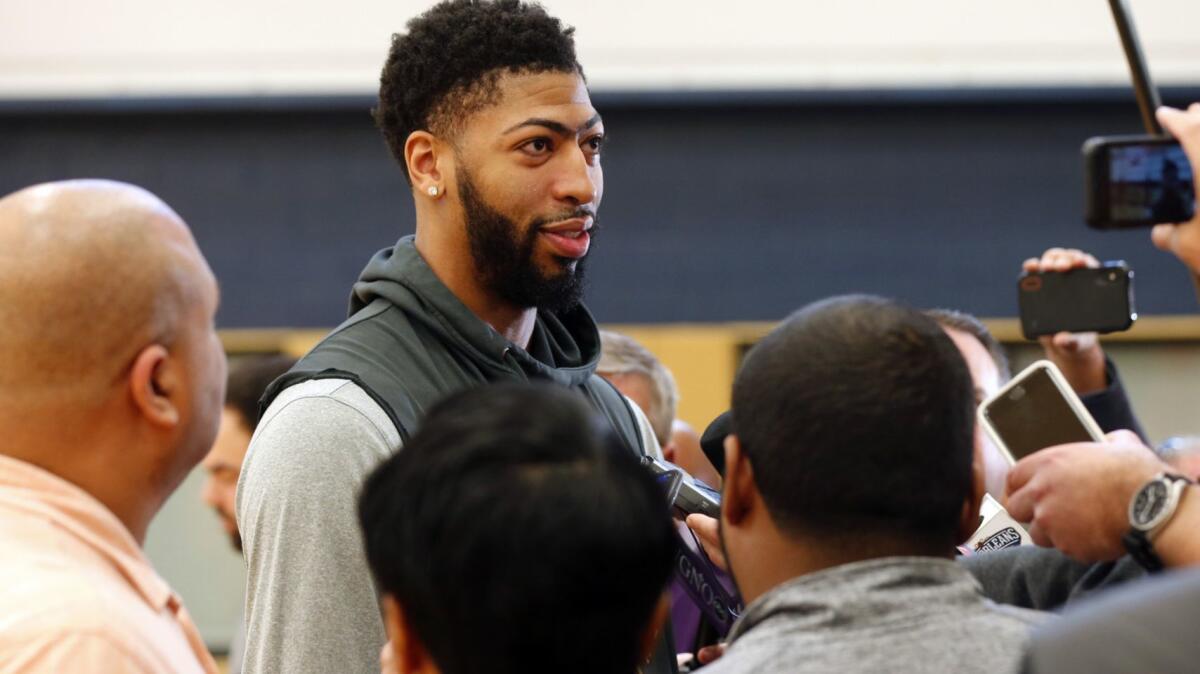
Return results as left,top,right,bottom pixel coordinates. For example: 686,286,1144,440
983,367,1097,461
1108,143,1195,223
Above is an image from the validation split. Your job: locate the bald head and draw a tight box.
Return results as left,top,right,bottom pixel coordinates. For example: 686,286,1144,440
0,180,209,404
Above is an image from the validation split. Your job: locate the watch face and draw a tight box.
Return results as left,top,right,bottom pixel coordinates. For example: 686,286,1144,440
1132,480,1169,528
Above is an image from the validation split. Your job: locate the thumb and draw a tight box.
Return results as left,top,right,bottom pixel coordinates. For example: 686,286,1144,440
1104,429,1143,445
1152,223,1179,252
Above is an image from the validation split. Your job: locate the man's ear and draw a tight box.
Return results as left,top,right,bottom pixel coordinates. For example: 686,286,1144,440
637,593,671,666
129,344,179,428
957,441,988,543
661,441,677,465
383,595,433,674
405,131,446,197
723,434,756,527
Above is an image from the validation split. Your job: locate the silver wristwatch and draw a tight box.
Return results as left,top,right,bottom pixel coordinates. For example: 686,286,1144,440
1123,472,1192,571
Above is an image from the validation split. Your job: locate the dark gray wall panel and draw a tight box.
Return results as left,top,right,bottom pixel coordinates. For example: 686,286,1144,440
2,89,1198,328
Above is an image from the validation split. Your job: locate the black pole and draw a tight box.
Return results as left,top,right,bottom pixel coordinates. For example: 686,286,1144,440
1108,0,1163,135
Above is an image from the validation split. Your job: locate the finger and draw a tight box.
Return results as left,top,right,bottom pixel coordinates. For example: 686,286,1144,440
1005,483,1037,526
1022,257,1041,272
697,644,726,665
1152,223,1179,252
1024,519,1052,548
1082,252,1100,268
1157,106,1186,137
685,514,727,570
1105,428,1145,446
1052,331,1078,351
1005,446,1062,497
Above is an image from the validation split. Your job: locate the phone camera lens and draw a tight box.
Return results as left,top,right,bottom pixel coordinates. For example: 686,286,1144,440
1009,387,1026,401
1108,272,1117,281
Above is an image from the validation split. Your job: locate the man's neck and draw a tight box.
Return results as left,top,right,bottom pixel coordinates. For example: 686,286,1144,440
733,529,953,606
414,231,538,349
1,443,157,546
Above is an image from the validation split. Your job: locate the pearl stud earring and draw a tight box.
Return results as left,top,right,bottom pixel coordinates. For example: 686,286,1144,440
427,186,439,197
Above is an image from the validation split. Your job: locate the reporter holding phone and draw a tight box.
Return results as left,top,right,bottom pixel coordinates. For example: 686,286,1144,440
1005,105,1200,570
1012,104,1200,674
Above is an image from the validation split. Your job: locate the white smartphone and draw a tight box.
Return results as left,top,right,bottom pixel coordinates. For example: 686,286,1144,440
978,360,1104,465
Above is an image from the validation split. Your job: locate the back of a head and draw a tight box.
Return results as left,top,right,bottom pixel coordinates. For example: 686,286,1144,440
597,330,679,446
358,383,675,674
225,354,299,430
374,0,582,177
0,180,202,401
732,295,975,553
925,308,1011,383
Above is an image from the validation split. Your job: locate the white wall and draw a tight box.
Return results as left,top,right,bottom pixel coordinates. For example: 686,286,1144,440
2,0,1199,98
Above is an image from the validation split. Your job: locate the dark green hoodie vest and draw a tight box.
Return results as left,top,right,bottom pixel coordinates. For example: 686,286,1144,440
260,236,676,674
261,235,644,455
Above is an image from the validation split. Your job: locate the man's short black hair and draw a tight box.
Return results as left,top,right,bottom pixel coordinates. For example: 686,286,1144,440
374,0,582,180
225,354,298,430
358,382,675,674
732,295,975,552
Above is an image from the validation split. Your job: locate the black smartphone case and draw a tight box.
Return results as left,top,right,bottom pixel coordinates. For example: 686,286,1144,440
1017,264,1136,339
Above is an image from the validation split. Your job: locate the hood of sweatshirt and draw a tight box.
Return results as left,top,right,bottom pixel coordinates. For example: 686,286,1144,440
349,235,602,389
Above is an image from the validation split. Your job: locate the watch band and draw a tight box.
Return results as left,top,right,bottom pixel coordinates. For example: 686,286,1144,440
1122,529,1165,572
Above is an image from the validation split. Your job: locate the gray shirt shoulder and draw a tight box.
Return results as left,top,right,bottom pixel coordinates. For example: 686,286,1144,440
236,379,399,674
705,557,1047,674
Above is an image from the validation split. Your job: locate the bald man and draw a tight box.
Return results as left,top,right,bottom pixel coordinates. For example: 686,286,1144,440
0,180,225,673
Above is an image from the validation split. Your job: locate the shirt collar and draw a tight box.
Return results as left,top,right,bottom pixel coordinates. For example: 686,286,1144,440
726,556,981,643
0,454,177,612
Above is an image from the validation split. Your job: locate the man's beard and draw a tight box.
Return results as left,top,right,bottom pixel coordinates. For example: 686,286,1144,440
458,165,594,313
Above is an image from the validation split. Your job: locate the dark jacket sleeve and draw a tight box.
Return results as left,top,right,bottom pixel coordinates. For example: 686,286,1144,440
1081,358,1146,442
960,545,1147,611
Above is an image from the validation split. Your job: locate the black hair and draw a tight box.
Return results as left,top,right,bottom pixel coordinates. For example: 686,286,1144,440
374,0,582,182
925,308,1012,383
358,382,675,674
732,295,975,552
224,354,298,429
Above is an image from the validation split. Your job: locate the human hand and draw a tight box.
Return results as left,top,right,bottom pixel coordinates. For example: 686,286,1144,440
696,643,726,665
1022,248,1107,394
1152,105,1200,275
380,641,397,674
1005,430,1168,562
685,514,728,572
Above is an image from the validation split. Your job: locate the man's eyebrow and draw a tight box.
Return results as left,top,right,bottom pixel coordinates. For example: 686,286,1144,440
503,114,603,136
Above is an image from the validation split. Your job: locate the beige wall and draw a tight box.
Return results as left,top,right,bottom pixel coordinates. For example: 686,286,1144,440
4,0,1200,98
152,319,1200,650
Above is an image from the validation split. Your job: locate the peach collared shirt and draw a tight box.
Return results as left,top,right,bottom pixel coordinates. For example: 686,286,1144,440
0,454,218,674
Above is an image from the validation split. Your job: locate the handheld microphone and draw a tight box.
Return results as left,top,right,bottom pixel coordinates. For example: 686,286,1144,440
641,456,722,520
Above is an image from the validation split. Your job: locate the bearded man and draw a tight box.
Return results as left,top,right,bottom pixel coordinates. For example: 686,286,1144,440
235,3,666,674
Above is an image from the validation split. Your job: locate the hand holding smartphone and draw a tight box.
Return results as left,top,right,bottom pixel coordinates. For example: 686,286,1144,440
1017,262,1136,338
1085,136,1196,229
979,360,1104,465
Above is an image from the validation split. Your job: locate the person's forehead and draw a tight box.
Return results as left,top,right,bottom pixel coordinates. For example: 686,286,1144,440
476,71,596,128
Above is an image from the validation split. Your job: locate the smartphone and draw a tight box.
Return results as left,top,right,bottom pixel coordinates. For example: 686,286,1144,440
1085,135,1196,229
1017,262,1136,338
978,360,1104,464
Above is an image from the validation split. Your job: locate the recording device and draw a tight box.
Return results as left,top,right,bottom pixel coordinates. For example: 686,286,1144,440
643,456,722,519
1085,2,1196,229
1084,136,1195,229
979,360,1104,465
1017,262,1136,338
643,457,741,637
